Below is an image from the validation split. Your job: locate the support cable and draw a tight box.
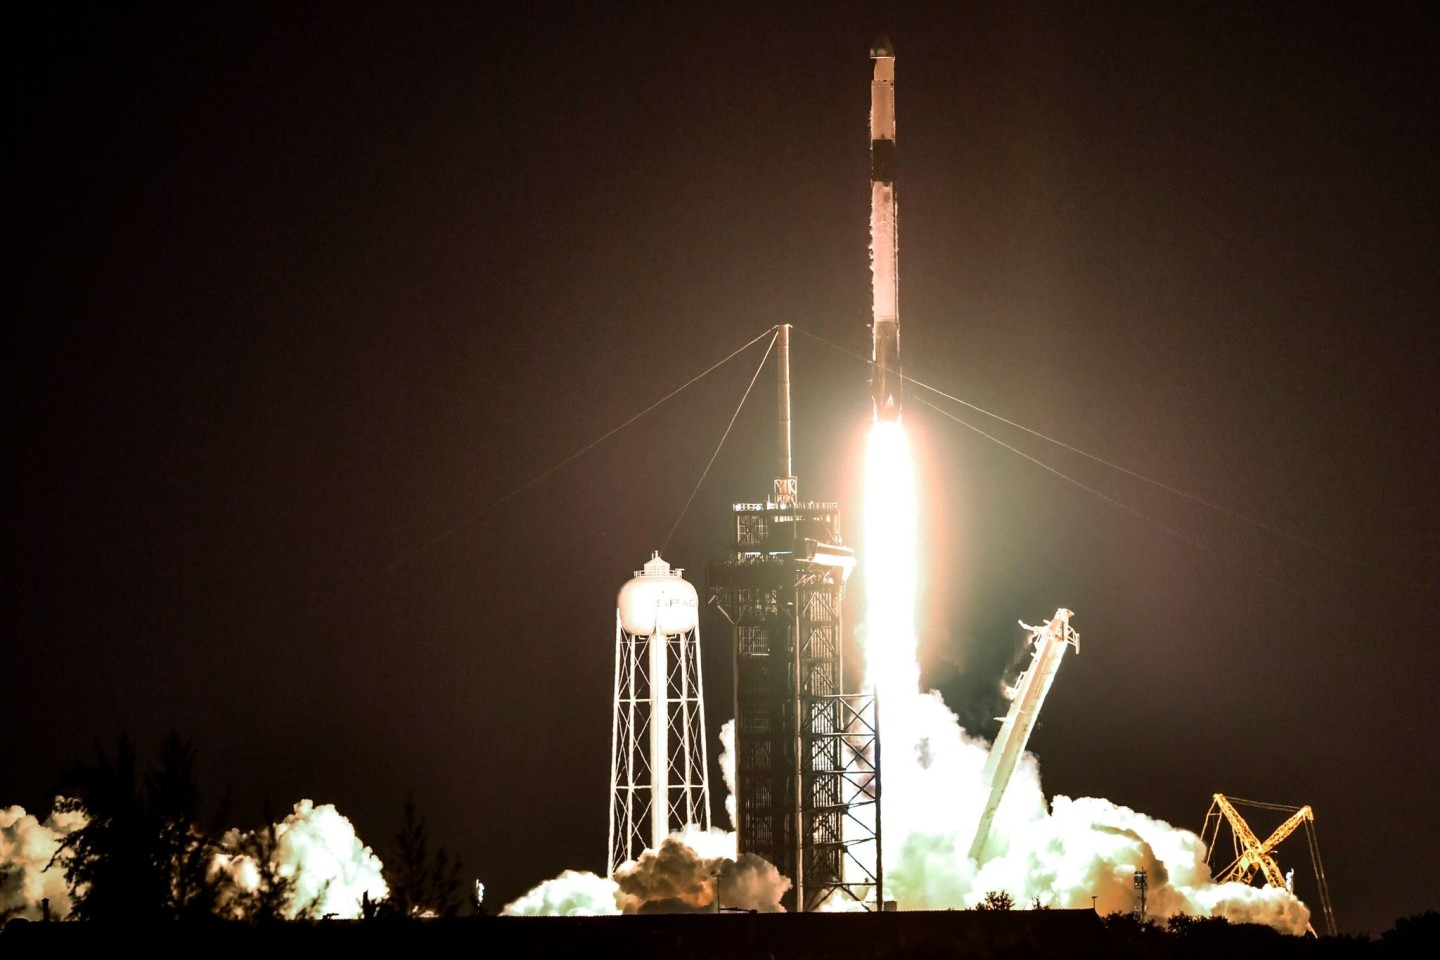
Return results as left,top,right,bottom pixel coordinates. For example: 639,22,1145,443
1304,819,1338,937
662,328,779,551
279,325,777,634
905,377,1329,551
1229,797,1305,812
911,393,1224,560
792,325,1375,572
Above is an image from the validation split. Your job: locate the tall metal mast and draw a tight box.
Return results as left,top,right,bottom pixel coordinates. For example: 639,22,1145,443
775,324,797,506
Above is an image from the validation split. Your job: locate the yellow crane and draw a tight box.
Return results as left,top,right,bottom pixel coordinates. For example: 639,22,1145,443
1200,793,1337,937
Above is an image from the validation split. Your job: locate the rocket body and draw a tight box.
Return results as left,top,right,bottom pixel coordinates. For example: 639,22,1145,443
870,37,901,421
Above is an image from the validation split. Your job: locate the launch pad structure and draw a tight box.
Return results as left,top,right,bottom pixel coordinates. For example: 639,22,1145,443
709,327,883,912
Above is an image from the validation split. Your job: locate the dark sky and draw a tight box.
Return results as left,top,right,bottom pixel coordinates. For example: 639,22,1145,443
8,1,1437,936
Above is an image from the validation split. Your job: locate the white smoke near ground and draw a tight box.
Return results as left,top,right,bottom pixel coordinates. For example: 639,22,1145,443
874,687,1312,932
502,713,787,916
502,870,621,916
614,832,789,914
0,801,86,920
210,799,387,919
861,418,1312,934
614,837,726,913
503,821,790,916
720,852,791,913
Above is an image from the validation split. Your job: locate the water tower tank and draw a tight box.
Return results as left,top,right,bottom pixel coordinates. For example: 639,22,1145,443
617,552,698,637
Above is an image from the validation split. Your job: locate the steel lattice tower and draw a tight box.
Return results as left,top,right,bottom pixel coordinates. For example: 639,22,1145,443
709,326,882,911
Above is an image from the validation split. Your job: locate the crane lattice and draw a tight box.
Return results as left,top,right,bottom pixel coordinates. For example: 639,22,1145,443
1200,793,1337,937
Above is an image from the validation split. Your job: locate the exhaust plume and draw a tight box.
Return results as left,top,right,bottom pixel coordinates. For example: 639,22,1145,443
210,799,387,919
0,801,86,921
502,870,621,916
504,821,790,916
614,832,789,914
877,691,1312,931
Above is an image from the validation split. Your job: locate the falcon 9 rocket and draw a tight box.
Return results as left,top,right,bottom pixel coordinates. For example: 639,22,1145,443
869,37,901,421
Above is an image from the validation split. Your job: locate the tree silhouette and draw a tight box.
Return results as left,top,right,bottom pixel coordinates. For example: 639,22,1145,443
1384,910,1440,951
50,735,155,921
975,890,1015,911
379,793,465,918
50,733,215,922
148,733,220,919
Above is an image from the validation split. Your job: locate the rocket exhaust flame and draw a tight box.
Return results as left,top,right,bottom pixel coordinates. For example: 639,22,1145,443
863,420,918,703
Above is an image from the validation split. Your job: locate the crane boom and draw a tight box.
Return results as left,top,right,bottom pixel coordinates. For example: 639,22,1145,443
1210,793,1313,888
1256,805,1314,863
1201,793,1335,937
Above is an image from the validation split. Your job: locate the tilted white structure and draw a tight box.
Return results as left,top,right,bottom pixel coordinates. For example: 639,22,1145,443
969,608,1079,863
607,552,711,876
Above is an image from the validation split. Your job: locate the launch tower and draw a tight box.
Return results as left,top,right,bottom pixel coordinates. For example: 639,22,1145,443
709,327,883,911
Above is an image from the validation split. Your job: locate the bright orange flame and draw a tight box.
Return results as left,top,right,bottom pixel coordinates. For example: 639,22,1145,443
863,419,919,705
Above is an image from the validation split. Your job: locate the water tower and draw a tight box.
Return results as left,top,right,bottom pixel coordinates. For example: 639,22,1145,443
607,552,712,875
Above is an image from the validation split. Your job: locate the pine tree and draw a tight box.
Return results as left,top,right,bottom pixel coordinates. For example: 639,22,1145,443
50,732,219,923
379,793,465,918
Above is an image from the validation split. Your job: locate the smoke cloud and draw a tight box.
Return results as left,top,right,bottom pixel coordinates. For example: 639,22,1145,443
613,831,789,914
502,869,621,916
0,801,86,920
876,684,1312,933
719,852,791,913
504,823,790,916
211,799,387,919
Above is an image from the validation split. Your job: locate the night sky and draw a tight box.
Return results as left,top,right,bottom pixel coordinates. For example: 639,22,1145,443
8,1,1437,936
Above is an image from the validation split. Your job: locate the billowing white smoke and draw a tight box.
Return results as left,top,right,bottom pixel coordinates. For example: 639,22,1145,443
502,869,622,916
614,829,788,914
502,717,790,917
503,823,790,916
877,686,1312,932
0,801,86,920
211,799,387,919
